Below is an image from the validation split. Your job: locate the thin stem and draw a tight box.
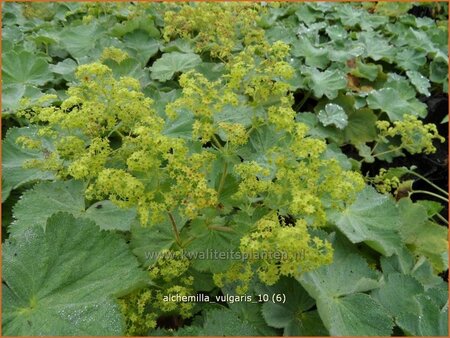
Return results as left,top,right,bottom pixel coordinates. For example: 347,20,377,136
167,212,181,246
208,225,234,233
411,190,449,203
217,161,228,197
407,170,448,196
369,140,380,156
434,213,449,225
372,146,403,158
294,92,311,111
211,135,222,149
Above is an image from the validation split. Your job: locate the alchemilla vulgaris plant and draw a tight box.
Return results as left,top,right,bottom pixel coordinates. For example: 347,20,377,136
1,1,448,336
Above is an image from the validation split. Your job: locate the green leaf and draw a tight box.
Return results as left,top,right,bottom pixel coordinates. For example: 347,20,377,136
195,62,226,81
317,103,348,129
297,234,392,335
316,293,393,336
130,212,184,267
163,111,194,140
373,273,448,336
201,308,259,336
398,199,448,272
50,58,77,81
372,273,424,317
430,58,448,84
2,213,146,336
298,236,381,299
237,125,287,178
303,67,347,99
2,50,53,86
150,52,202,82
11,180,136,236
350,59,380,81
161,39,195,54
375,2,413,16
398,295,448,336
123,30,160,66
259,277,327,335
59,23,104,60
394,49,427,71
356,143,375,163
2,127,54,202
406,70,431,96
184,217,242,273
1,84,43,114
85,201,137,231
358,31,395,62
333,186,401,256
228,302,279,336
367,87,426,121
102,58,149,86
291,36,329,69
111,15,160,38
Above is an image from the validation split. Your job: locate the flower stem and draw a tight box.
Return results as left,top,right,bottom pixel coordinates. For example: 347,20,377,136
212,135,223,149
411,190,449,203
434,213,448,225
167,212,181,246
217,161,228,198
407,170,448,196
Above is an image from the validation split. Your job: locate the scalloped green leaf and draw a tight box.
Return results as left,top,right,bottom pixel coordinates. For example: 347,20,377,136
373,273,448,336
394,49,427,71
297,235,381,299
292,36,329,69
316,293,393,336
350,59,380,81
2,127,54,202
333,186,401,256
398,199,448,272
259,277,327,336
201,308,260,336
372,273,424,317
2,50,53,86
367,87,426,121
317,103,348,129
130,212,185,267
150,52,202,82
406,70,431,96
184,217,242,273
59,23,104,60
123,30,160,66
397,295,448,336
228,302,279,336
2,213,146,336
11,180,136,236
297,235,392,335
1,84,44,114
358,31,395,61
303,67,347,99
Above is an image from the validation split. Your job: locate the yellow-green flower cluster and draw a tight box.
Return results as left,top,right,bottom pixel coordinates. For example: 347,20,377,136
162,2,264,59
149,250,195,318
216,214,333,287
226,41,294,105
100,46,130,64
17,62,220,224
119,290,158,336
233,124,365,226
213,262,254,295
376,114,445,155
119,250,193,335
371,168,401,194
218,122,248,146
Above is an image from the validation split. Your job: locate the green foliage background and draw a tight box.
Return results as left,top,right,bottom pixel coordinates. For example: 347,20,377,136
2,2,448,336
